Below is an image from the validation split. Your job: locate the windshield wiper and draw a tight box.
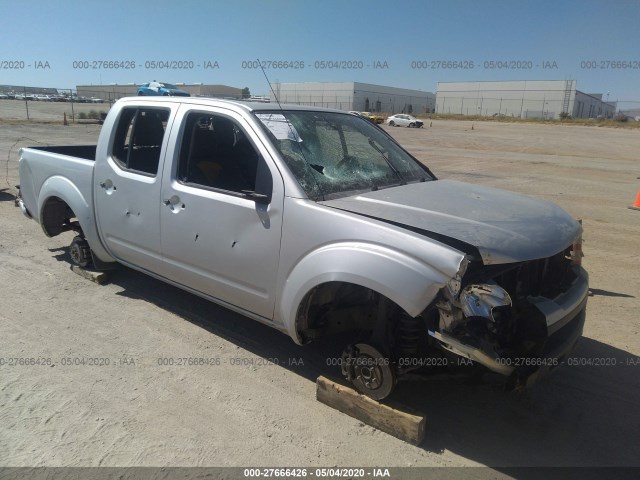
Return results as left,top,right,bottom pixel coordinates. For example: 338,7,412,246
367,138,406,185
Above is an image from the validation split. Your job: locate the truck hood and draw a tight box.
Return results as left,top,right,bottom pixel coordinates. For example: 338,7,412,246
320,180,580,265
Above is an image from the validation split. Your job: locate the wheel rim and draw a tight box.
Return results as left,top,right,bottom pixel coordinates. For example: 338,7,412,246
70,244,85,265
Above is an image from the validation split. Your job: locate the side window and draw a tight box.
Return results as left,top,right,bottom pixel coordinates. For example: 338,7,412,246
178,111,271,197
112,107,170,175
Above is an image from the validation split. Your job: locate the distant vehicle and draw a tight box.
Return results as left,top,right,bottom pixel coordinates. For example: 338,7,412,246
386,114,424,128
0,94,8,100
137,81,190,97
70,96,91,103
90,97,104,103
360,111,385,124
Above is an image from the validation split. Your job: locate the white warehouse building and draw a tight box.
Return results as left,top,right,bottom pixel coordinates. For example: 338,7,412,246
271,82,435,114
436,80,617,119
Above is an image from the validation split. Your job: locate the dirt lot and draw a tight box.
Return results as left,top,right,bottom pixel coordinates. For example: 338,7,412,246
1,112,639,474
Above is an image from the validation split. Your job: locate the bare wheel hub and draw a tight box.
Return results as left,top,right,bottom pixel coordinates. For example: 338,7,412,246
69,235,91,268
341,343,396,400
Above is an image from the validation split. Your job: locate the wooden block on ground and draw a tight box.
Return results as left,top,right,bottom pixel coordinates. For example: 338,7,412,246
316,375,426,445
71,266,110,285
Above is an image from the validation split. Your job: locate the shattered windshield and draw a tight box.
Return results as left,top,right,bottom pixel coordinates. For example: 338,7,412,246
254,110,433,200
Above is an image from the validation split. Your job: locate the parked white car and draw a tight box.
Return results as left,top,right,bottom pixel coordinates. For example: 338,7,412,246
386,114,424,128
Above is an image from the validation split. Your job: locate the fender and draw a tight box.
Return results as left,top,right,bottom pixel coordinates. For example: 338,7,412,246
38,175,114,263
277,242,465,344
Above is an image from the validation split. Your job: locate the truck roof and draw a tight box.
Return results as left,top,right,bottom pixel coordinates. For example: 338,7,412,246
115,96,346,114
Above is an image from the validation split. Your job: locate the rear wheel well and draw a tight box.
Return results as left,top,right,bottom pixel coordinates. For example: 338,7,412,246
41,196,81,237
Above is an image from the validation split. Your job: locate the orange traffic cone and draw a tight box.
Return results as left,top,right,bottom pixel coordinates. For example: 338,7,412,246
630,190,640,211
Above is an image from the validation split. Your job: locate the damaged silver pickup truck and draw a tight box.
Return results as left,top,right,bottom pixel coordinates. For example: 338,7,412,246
18,97,588,399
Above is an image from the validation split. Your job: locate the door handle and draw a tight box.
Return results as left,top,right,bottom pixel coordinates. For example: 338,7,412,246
163,195,185,212
99,179,116,194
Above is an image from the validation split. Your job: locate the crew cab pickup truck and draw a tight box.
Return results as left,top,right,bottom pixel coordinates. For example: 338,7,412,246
18,97,588,399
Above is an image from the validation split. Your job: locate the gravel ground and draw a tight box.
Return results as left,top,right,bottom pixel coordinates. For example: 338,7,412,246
1,113,639,475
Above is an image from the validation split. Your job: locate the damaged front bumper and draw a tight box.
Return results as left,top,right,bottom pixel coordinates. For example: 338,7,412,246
429,266,588,387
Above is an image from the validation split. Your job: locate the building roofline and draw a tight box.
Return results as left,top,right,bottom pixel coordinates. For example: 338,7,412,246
437,79,574,84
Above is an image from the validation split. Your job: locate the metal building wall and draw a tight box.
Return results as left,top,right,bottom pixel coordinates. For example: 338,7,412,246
436,80,577,119
352,83,435,114
271,82,435,113
271,82,356,110
76,85,138,100
573,91,616,118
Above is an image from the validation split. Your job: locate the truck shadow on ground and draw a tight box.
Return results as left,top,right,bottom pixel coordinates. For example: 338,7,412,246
0,188,17,202
49,254,640,471
588,288,635,298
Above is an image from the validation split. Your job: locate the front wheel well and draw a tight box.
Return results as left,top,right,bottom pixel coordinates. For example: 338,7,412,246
295,282,404,343
41,196,81,237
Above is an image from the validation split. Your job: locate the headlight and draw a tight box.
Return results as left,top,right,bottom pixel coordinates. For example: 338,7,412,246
459,283,511,320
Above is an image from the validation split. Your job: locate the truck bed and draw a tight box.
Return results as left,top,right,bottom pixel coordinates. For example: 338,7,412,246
18,145,97,227
29,145,97,161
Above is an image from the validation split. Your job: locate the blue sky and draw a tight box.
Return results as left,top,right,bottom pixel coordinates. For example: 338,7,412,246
1,0,639,106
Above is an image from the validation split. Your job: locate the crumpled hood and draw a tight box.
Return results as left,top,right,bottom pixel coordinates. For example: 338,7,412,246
320,180,581,265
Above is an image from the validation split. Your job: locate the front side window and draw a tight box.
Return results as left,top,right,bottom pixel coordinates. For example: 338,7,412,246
177,111,271,197
112,107,170,175
255,110,433,200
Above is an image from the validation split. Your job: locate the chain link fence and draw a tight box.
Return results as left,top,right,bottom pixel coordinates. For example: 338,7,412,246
2,84,638,122
0,85,119,122
0,84,262,122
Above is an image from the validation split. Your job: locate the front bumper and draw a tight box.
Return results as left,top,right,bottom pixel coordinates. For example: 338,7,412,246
430,267,589,385
17,197,32,219
518,307,585,388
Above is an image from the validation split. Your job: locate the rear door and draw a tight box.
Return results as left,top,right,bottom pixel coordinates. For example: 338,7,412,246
94,104,175,274
159,105,285,319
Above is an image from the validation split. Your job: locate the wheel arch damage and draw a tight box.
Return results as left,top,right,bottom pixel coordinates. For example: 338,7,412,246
277,242,465,344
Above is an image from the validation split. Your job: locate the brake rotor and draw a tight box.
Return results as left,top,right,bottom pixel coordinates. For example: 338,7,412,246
344,343,396,401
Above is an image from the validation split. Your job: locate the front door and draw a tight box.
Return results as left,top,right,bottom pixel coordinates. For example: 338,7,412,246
159,106,284,319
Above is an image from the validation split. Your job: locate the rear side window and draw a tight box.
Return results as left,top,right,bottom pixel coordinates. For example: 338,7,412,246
112,107,170,175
